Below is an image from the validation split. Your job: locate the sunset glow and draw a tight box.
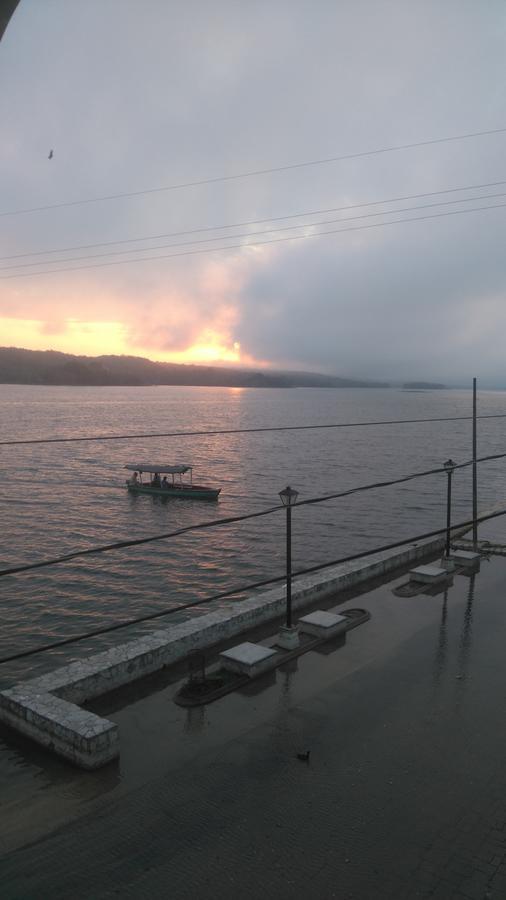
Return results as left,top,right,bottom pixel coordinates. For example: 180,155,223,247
163,342,241,364
157,331,243,364
0,317,128,357
0,317,258,366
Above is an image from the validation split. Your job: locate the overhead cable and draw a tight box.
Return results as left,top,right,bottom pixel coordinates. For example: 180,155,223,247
2,199,505,280
2,413,506,448
3,177,506,262
2,505,504,666
1,451,504,579
2,125,505,218
4,190,506,273
0,503,283,578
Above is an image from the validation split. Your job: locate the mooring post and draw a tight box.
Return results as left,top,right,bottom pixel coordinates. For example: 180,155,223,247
472,377,478,548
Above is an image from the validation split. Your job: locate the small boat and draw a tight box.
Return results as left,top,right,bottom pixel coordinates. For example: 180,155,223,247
124,463,221,501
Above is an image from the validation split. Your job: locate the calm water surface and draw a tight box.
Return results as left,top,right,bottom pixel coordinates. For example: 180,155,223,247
1,384,505,684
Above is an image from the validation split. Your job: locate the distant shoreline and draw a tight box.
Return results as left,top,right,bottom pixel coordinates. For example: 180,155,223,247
0,381,391,389
0,347,389,389
0,347,450,390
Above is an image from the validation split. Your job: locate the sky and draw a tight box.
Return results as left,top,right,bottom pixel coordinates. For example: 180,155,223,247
0,0,505,382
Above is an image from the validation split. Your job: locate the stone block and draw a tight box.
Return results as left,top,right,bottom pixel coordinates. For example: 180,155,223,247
450,549,481,568
409,565,451,584
219,642,277,677
298,610,348,638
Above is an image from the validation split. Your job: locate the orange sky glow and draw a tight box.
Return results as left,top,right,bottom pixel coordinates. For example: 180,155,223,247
0,316,266,367
1,253,274,367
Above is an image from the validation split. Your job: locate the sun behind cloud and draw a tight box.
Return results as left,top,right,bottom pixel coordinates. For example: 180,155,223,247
163,337,240,364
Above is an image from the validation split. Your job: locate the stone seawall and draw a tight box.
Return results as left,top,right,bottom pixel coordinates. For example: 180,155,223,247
0,533,448,768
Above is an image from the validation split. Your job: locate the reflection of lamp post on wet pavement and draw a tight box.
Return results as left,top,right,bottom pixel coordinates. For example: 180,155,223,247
277,485,300,650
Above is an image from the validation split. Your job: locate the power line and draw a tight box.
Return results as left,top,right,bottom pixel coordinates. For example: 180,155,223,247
0,574,285,664
4,190,506,273
2,413,506,448
3,177,506,262
0,503,282,578
1,451,504,579
2,198,506,280
295,452,506,508
2,505,504,666
2,126,506,218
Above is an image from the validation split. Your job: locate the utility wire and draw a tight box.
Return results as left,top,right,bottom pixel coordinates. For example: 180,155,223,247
3,177,506,262
4,190,506,273
2,413,506,448
1,451,504,579
2,125,506,218
294,452,506,508
2,505,504,666
0,503,283,578
2,199,505,280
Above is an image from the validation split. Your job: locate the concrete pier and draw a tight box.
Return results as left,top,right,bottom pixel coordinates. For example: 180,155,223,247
0,530,457,768
5,550,506,899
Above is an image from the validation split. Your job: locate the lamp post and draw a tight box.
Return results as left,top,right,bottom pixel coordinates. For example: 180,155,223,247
443,459,456,559
472,377,478,548
278,485,299,647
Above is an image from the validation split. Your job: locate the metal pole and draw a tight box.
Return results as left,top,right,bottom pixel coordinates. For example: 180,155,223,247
286,504,292,628
446,468,453,558
472,377,478,548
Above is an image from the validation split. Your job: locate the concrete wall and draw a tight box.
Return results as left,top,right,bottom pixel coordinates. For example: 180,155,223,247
0,686,119,769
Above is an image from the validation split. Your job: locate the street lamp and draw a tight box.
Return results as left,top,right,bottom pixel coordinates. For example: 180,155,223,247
443,459,457,559
278,485,299,648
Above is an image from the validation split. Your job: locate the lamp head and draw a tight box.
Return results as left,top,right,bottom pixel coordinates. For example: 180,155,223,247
443,458,456,472
279,485,299,507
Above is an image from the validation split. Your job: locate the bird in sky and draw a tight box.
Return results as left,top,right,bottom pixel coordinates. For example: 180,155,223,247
48,149,53,159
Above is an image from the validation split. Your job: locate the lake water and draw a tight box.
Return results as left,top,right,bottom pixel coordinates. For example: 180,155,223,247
1,383,505,685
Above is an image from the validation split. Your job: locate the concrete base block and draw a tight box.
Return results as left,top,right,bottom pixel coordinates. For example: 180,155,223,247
450,549,481,568
275,625,300,650
219,642,277,677
409,565,451,585
440,557,456,573
298,610,348,639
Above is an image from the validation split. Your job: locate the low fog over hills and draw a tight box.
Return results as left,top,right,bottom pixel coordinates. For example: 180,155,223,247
0,347,393,388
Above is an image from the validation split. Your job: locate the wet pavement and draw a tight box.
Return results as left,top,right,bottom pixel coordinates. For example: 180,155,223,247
2,536,506,899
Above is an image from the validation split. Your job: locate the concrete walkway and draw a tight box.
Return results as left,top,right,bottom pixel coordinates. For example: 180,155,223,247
3,554,506,898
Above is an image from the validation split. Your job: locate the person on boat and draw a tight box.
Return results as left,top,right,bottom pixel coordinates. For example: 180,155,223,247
129,471,139,486
152,472,161,488
161,476,169,489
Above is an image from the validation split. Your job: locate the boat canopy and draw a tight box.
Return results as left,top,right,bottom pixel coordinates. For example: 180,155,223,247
124,464,191,474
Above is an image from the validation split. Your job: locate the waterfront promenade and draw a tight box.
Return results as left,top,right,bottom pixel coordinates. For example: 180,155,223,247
2,530,506,898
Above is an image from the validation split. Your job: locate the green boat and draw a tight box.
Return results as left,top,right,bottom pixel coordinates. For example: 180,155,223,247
125,464,221,501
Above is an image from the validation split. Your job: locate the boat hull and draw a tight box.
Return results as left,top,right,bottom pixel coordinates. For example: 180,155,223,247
127,483,220,501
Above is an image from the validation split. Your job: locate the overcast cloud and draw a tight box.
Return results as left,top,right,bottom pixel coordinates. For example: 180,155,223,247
1,0,506,382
